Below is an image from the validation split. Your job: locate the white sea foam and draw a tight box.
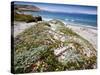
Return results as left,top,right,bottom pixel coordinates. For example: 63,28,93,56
43,18,52,21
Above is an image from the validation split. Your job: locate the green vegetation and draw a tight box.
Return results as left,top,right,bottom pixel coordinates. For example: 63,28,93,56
63,55,96,70
36,49,66,72
14,13,42,23
59,27,78,36
59,24,96,54
13,20,97,73
14,13,33,22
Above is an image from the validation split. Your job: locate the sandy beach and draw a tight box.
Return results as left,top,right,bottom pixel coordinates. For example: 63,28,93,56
14,21,36,37
14,20,97,49
67,25,97,49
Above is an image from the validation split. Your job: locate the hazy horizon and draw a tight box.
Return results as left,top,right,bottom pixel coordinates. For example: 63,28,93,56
14,1,97,15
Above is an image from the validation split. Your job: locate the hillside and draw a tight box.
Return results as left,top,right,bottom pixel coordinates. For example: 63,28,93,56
14,4,41,11
13,20,97,73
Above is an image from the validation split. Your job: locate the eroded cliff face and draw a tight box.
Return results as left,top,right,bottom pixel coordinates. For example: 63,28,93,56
13,20,97,73
14,4,41,11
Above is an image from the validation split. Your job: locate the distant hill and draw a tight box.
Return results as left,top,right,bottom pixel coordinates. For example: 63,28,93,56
14,4,41,11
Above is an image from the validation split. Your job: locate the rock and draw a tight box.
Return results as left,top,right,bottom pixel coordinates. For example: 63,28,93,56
26,16,42,23
14,12,42,23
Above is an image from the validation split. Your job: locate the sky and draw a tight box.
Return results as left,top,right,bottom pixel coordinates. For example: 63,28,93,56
14,1,97,15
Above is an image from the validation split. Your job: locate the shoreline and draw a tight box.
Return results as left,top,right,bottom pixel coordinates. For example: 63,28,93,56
43,18,97,30
67,24,97,49
14,20,97,49
65,22,97,30
45,18,97,49
45,19,97,49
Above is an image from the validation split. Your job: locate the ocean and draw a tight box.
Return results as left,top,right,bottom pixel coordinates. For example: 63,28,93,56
23,10,97,27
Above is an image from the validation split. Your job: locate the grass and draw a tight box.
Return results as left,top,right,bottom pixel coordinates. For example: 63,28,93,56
13,20,97,73
59,27,78,36
59,25,96,54
38,49,66,71
14,13,33,22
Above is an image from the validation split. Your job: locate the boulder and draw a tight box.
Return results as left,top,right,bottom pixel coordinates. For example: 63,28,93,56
26,16,42,23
